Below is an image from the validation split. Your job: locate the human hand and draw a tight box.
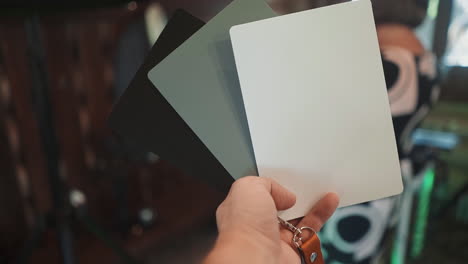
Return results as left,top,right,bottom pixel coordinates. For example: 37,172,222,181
204,176,339,264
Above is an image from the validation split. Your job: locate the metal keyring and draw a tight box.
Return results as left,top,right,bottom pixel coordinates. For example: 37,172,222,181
293,226,317,248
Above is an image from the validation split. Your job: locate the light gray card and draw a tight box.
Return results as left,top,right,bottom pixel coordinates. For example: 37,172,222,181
148,0,276,179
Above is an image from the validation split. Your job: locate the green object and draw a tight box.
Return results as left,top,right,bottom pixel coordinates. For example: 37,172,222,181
391,249,403,264
427,0,439,19
410,168,435,258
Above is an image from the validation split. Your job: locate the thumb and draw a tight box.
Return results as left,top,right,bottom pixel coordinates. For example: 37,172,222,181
259,177,296,211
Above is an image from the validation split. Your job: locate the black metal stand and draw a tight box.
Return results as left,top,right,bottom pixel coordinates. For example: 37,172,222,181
17,16,140,264
24,16,76,264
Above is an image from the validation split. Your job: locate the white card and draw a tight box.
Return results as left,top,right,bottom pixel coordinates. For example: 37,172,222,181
230,0,402,220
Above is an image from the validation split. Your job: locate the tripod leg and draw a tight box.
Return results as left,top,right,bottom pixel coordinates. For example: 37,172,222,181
25,16,76,264
57,221,75,264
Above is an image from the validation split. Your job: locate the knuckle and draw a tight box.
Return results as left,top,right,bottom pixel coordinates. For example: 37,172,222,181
233,176,259,187
215,202,225,219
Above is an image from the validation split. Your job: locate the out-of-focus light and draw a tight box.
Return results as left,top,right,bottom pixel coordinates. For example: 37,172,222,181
446,56,468,67
147,152,159,163
139,208,154,223
445,32,468,66
70,189,87,207
444,0,468,67
459,0,468,12
410,168,435,258
145,3,168,46
412,129,460,150
127,1,137,11
391,250,403,264
428,0,439,19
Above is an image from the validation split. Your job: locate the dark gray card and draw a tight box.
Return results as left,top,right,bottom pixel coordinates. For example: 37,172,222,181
109,9,233,193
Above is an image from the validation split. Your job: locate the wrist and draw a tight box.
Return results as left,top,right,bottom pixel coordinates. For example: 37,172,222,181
204,229,279,264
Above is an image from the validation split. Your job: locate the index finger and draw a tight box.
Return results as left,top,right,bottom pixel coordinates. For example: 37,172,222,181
280,193,339,242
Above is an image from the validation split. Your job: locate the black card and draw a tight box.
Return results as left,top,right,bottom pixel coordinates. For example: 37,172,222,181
109,9,233,193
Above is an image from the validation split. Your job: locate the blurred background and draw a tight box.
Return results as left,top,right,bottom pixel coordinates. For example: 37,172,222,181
0,0,467,263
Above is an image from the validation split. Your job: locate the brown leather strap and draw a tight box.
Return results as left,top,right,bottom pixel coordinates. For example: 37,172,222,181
300,234,324,264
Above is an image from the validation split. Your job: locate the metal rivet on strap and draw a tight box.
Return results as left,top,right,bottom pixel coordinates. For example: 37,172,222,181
310,252,317,263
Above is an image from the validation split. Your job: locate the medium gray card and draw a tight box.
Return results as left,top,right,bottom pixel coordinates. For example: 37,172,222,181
148,0,276,179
